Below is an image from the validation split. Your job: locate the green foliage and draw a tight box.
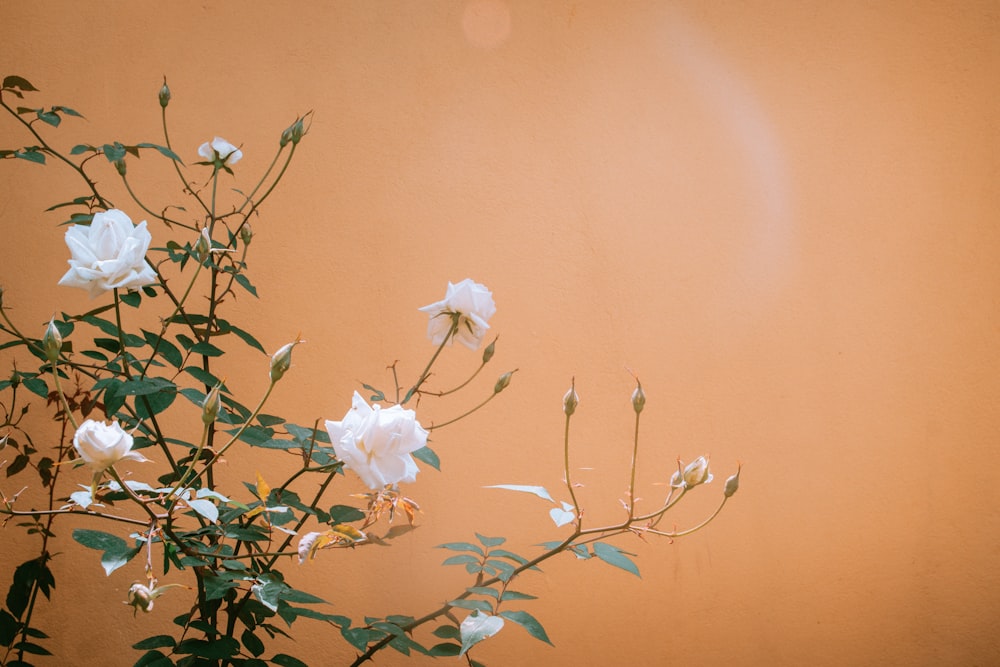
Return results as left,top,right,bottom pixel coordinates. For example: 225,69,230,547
0,72,737,667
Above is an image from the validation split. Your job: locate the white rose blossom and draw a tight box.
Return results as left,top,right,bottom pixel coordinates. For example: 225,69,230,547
57,209,157,298
325,392,428,490
73,419,149,474
198,136,243,167
418,279,496,350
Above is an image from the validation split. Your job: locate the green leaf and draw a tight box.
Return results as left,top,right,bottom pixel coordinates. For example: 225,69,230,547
433,624,461,639
328,505,365,523
37,110,60,127
484,484,554,501
14,640,52,655
499,609,553,646
132,636,177,650
133,649,174,667
441,554,481,567
448,599,493,613
72,529,139,576
120,290,142,308
102,142,127,162
241,629,265,657
218,321,265,353
476,533,505,548
0,609,19,645
436,541,485,555
412,445,440,470
270,654,309,667
466,586,500,599
500,590,538,601
593,542,640,577
136,142,183,163
189,341,224,357
234,273,258,297
429,642,462,656
70,144,96,155
15,149,45,164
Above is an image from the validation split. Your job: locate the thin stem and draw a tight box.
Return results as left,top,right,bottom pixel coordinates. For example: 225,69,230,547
402,317,459,403
563,412,581,517
121,172,195,230
627,408,641,520
427,391,499,430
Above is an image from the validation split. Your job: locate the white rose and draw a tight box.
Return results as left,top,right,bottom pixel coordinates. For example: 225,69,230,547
198,136,243,166
73,419,149,473
58,209,157,298
418,279,496,350
325,392,428,490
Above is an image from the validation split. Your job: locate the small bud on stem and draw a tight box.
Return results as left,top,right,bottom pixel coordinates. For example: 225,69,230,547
563,380,579,416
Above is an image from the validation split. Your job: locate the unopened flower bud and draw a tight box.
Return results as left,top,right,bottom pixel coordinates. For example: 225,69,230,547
114,159,127,176
724,465,741,498
201,383,223,425
239,223,253,247
482,338,496,363
494,370,515,394
194,228,211,262
43,318,63,363
269,338,303,383
158,79,171,108
562,382,579,416
631,382,645,414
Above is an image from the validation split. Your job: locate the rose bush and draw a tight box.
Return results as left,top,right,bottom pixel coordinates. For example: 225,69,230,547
419,278,496,350
57,208,157,298
325,391,429,489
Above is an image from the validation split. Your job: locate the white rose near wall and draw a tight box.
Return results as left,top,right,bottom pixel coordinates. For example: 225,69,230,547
72,419,149,474
419,278,496,350
325,391,429,489
57,209,157,298
197,136,243,168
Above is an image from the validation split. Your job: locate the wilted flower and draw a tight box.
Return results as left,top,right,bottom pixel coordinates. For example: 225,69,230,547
73,419,149,474
58,209,157,298
127,583,155,614
418,279,496,350
325,392,428,490
670,456,713,490
125,581,186,615
198,136,243,167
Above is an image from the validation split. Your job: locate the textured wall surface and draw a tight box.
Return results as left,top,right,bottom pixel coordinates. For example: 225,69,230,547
1,2,998,665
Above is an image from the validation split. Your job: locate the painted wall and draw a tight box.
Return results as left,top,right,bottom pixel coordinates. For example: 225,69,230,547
1,2,998,665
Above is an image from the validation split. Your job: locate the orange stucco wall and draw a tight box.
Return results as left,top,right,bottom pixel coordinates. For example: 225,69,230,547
1,2,999,665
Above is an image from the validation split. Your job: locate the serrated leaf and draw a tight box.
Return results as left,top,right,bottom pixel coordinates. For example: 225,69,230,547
436,541,485,555
136,142,183,163
485,484,553,501
72,528,139,575
593,542,640,577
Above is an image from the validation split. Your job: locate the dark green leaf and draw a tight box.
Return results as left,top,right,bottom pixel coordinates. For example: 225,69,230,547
3,76,38,92
328,505,365,523
71,529,139,575
241,629,265,657
448,599,493,613
133,649,175,667
0,609,19,645
189,341,224,357
428,642,462,656
499,610,553,646
70,144,96,155
14,640,51,655
132,636,177,650
233,273,258,297
270,654,309,667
